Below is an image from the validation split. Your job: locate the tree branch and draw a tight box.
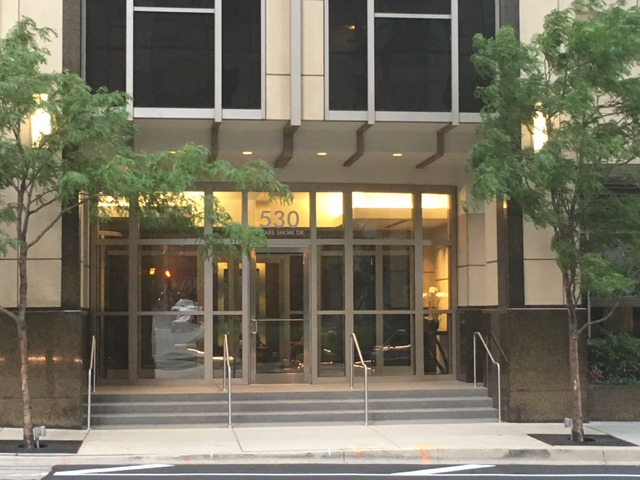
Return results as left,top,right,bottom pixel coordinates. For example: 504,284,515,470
0,305,18,323
577,298,621,336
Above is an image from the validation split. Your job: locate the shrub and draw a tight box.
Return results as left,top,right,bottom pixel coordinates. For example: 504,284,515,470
588,332,640,384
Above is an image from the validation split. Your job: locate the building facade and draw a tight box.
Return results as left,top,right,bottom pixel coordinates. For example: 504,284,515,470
4,0,634,427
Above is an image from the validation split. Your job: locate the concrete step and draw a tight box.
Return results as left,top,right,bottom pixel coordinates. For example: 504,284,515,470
87,385,498,427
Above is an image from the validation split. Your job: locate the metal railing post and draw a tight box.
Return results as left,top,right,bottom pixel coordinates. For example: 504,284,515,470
87,335,96,430
472,331,505,423
223,334,232,428
350,333,369,426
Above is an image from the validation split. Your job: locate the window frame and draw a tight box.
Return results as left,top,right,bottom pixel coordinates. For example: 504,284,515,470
126,0,265,120
324,0,497,123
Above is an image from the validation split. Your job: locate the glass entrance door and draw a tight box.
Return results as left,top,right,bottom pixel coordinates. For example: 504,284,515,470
251,249,309,383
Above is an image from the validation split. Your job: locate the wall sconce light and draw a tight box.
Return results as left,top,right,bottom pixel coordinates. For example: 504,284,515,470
31,94,51,147
532,107,548,152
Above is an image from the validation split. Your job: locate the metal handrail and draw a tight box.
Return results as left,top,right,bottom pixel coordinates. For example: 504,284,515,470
473,331,502,422
222,334,232,428
87,335,96,430
349,333,370,425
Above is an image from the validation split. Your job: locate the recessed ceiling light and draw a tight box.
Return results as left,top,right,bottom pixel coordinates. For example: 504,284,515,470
392,152,403,157
347,25,356,31
316,152,328,156
242,151,253,155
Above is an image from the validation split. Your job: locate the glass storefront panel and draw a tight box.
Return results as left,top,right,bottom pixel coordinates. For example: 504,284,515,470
424,313,450,374
248,192,310,239
353,192,413,239
100,314,128,377
140,245,204,311
212,258,242,311
422,246,450,311
98,245,129,311
381,314,413,371
213,191,242,223
317,192,344,238
213,315,242,378
319,246,344,310
354,314,376,369
354,314,414,374
423,245,450,374
98,196,129,239
422,193,451,241
383,246,413,310
318,315,345,377
138,313,204,379
140,192,205,239
354,246,413,311
353,246,375,310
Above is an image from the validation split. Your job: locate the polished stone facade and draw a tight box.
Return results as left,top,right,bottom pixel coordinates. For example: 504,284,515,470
0,311,89,428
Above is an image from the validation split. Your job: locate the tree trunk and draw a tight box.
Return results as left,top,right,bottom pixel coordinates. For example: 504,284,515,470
17,247,33,448
564,275,584,442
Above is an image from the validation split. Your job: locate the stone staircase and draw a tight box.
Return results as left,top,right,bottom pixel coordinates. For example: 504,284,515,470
87,384,498,428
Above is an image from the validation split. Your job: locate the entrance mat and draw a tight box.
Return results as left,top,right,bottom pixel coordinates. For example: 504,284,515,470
529,433,636,447
0,440,82,454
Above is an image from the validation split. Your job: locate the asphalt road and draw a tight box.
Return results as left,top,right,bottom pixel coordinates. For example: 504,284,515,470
35,463,640,479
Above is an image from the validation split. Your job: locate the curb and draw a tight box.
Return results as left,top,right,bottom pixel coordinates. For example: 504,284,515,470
2,447,640,465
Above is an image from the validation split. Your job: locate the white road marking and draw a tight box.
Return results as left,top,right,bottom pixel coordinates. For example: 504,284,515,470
392,464,494,476
53,464,173,476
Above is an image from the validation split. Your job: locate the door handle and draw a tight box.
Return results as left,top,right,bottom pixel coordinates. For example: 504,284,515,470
251,318,258,335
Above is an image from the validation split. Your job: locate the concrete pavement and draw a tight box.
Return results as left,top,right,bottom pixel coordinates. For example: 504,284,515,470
0,421,639,466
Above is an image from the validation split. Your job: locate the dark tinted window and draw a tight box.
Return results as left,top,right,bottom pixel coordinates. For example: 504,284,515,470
222,0,261,109
86,0,126,93
459,0,495,112
375,18,451,112
134,12,215,108
135,0,213,6
375,0,450,14
328,0,367,111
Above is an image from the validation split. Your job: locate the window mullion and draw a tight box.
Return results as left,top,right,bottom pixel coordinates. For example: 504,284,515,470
214,0,222,121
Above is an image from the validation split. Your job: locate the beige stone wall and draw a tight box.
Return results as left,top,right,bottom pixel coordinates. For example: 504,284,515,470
266,0,325,121
0,1,63,309
302,0,324,120
523,221,564,305
266,0,291,120
457,188,491,307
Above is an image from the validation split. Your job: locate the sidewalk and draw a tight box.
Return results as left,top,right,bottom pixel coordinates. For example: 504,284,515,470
0,421,639,465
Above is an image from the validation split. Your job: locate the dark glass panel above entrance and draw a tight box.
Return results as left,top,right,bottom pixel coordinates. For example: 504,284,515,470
375,0,450,14
328,0,368,111
85,0,126,93
134,12,214,108
375,18,451,112
135,0,214,7
459,0,495,112
222,0,261,109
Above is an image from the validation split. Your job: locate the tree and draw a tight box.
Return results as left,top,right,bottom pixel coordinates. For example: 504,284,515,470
469,0,640,441
0,18,289,448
